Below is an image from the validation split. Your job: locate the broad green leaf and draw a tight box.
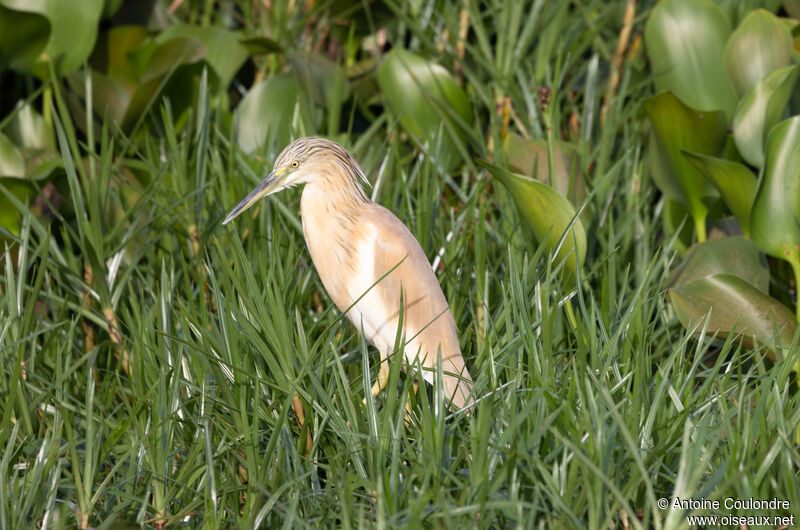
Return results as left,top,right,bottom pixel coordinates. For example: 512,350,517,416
670,273,797,355
477,159,586,280
0,4,49,72
119,38,207,131
156,24,248,87
0,133,24,177
377,48,472,172
235,74,312,155
503,133,586,207
732,64,800,168
0,176,35,235
91,25,150,85
668,236,768,293
724,9,793,97
682,152,756,235
136,37,207,84
240,36,282,55
0,0,103,74
5,100,54,150
644,0,738,120
643,92,728,239
750,116,800,270
783,0,800,18
289,51,350,107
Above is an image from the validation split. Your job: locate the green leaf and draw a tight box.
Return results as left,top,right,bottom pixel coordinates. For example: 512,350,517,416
0,133,24,177
724,10,793,98
5,100,54,150
0,176,35,235
476,159,586,281
288,51,350,107
732,64,800,168
670,273,797,355
749,116,800,270
235,74,312,155
644,0,738,120
119,37,208,131
0,0,104,74
682,152,756,236
503,133,586,208
240,36,283,55
643,92,728,239
782,0,800,19
377,48,472,172
156,24,248,87
0,4,49,72
668,236,768,293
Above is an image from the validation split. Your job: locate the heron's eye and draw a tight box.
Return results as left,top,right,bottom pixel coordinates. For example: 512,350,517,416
291,161,299,168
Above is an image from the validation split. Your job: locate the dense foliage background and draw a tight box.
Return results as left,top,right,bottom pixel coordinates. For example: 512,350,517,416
1,0,799,527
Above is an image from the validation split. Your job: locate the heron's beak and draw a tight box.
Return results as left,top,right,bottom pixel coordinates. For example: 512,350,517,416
223,169,282,225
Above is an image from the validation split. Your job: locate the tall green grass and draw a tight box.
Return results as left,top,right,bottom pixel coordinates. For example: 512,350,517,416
1,0,798,528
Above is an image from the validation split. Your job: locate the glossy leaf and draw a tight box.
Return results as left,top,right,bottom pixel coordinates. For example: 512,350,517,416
644,92,728,238
0,4,49,72
750,116,800,270
503,133,586,207
644,0,738,119
6,101,54,150
0,0,104,74
240,36,282,55
156,24,248,87
0,133,24,177
670,274,797,354
235,74,312,155
477,159,586,280
119,38,207,131
724,9,793,97
732,64,800,168
682,152,756,235
0,176,35,235
289,51,350,107
668,236,768,293
377,48,472,172
783,0,800,19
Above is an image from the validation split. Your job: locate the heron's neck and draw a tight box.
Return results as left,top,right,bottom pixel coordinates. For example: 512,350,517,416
302,172,369,213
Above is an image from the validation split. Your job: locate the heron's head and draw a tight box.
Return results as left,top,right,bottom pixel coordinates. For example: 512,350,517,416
223,137,368,225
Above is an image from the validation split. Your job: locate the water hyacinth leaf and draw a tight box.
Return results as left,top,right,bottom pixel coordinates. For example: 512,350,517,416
156,24,248,87
668,236,768,293
289,51,350,107
91,25,150,85
377,47,472,172
682,152,756,236
1,0,104,74
476,159,586,280
0,4,50,72
119,37,207,131
750,116,800,275
240,36,282,55
783,0,800,18
644,0,738,120
0,133,24,177
670,273,797,356
503,133,586,207
732,64,800,168
643,92,728,239
6,101,55,150
0,177,35,236
236,74,312,155
724,9,793,97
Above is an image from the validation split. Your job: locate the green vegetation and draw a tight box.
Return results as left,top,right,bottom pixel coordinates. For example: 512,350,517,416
0,0,798,527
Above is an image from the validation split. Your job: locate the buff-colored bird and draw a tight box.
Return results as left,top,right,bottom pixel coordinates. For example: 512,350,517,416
223,137,473,410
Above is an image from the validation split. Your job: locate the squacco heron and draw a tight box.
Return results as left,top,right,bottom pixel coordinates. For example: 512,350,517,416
223,137,473,410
